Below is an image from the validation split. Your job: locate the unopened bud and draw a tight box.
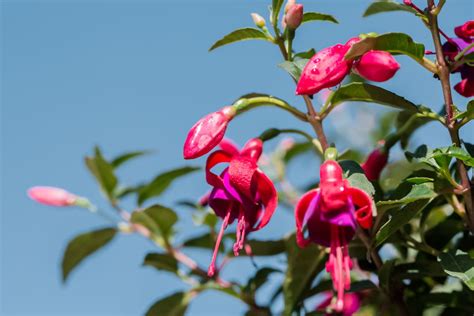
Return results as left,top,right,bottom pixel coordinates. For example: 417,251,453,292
361,148,389,181
285,4,303,30
251,13,266,28
353,50,400,82
28,186,77,207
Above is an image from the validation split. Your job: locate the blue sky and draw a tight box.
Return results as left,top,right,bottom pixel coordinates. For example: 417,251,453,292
1,0,473,315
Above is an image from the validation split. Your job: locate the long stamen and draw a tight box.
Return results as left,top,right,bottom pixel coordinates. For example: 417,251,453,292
208,211,231,277
233,214,247,255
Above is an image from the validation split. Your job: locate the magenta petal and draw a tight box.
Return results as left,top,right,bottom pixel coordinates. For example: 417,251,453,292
208,186,239,224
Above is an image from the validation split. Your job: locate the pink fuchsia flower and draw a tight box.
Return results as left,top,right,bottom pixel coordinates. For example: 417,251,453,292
28,186,77,207
353,50,400,82
361,147,389,182
454,20,474,39
205,138,278,276
285,3,303,30
296,38,359,95
183,106,236,160
316,291,362,316
295,160,373,312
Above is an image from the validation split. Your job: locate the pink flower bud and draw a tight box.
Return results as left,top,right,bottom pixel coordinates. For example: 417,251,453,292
285,4,303,30
284,0,296,13
251,13,266,28
353,50,400,82
28,186,77,206
183,106,236,159
454,20,474,39
296,43,354,95
361,148,389,181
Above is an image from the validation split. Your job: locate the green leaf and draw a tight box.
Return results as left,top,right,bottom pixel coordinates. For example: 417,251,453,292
454,100,474,121
85,147,118,202
245,267,281,294
294,48,316,59
111,150,150,168
438,250,474,290
432,146,474,167
283,142,314,163
339,160,375,196
348,280,377,292
327,83,419,112
378,259,396,292
278,58,309,81
143,252,179,274
145,292,191,316
209,28,269,51
363,0,417,17
130,204,178,246
283,234,325,316
183,232,233,250
377,183,437,209
345,32,425,61
246,239,287,256
375,199,433,247
138,166,199,206
62,227,117,282
302,12,338,24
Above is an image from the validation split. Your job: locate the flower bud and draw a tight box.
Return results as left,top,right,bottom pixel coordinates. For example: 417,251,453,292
285,4,303,30
454,20,474,39
361,148,389,181
284,0,296,13
296,43,354,95
183,106,236,159
353,50,400,82
28,186,77,207
251,13,266,28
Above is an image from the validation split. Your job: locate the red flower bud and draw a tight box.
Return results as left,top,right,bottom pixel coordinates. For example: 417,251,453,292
296,43,354,95
454,20,474,39
361,148,389,181
285,4,303,30
183,106,236,159
28,186,77,207
353,50,400,82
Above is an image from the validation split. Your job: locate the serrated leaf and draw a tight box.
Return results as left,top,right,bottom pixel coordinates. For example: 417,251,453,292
438,250,474,290
327,83,419,112
363,0,417,17
138,166,199,205
209,28,269,51
145,292,191,316
130,204,178,246
283,234,325,316
62,227,116,282
302,12,338,24
111,150,150,168
375,199,433,247
85,147,118,202
143,252,179,274
345,32,425,61
278,58,309,81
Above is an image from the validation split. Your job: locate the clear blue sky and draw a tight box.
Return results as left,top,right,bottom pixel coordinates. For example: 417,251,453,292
1,0,473,315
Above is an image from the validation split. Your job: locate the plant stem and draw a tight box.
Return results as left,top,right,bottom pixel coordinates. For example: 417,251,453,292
234,96,307,122
356,227,383,269
426,0,474,233
276,38,330,151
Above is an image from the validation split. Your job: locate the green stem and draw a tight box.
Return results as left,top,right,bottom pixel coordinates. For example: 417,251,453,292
278,128,324,155
234,96,307,121
454,42,474,61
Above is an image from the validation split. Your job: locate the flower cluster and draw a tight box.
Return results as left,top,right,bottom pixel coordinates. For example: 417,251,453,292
296,37,400,95
443,20,474,97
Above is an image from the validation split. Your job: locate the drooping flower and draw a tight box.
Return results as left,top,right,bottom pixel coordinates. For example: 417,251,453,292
361,147,389,181
353,50,400,82
454,20,474,40
28,186,77,207
295,160,373,312
442,21,474,98
315,291,362,316
205,138,278,276
183,106,236,159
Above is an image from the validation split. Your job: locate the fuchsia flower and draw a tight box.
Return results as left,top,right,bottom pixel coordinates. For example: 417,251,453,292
442,21,474,98
205,138,278,276
361,147,389,182
183,106,236,159
354,50,400,82
295,160,373,312
316,291,362,316
28,186,77,207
